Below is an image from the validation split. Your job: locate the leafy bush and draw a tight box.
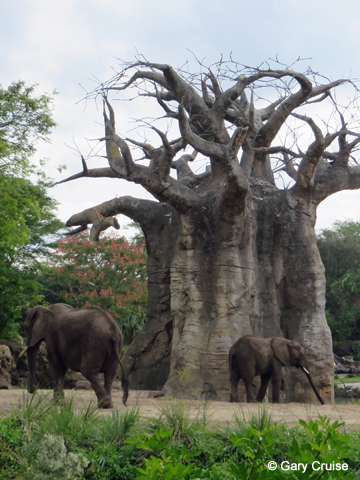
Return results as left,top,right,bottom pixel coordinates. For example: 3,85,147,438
127,427,204,480
229,415,356,479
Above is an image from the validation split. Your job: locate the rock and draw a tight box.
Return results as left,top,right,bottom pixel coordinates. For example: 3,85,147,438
0,345,16,387
333,341,359,358
75,380,92,390
335,382,360,398
64,370,86,389
334,354,360,375
0,339,28,385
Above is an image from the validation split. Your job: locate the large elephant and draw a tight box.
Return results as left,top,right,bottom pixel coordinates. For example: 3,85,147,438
229,335,324,404
20,303,129,408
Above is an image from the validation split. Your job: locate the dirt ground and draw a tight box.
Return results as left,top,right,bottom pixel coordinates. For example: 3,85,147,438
1,388,360,429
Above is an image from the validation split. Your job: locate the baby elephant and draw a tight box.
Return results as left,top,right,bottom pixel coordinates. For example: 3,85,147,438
229,335,324,404
20,303,129,408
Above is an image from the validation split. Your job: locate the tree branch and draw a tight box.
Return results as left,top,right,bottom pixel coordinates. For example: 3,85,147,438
292,113,325,189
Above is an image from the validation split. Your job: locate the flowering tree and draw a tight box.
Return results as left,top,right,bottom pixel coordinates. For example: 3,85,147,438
45,233,147,344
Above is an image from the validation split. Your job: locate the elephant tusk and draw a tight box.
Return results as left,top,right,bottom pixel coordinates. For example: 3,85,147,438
18,346,28,358
302,367,310,375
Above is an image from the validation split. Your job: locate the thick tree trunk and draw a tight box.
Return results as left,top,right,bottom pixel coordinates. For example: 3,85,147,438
161,184,333,403
253,185,333,403
122,203,180,389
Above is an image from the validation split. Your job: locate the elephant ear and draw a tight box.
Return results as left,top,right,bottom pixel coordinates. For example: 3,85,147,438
271,337,291,367
27,306,53,347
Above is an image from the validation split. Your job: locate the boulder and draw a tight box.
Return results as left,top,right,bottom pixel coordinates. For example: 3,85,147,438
0,339,85,389
0,345,16,388
333,341,359,358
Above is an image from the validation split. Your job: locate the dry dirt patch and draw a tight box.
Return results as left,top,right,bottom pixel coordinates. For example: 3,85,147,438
0,388,360,429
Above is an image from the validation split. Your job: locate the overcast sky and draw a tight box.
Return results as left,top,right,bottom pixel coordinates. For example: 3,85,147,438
3,0,360,236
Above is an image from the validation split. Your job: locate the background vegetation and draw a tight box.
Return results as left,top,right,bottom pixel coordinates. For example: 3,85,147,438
317,220,360,351
0,80,147,344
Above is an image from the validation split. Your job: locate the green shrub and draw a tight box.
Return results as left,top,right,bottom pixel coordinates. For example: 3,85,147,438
127,427,206,480
87,443,139,480
229,415,356,479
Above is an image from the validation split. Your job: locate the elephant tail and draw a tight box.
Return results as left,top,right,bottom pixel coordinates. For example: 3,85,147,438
115,343,129,406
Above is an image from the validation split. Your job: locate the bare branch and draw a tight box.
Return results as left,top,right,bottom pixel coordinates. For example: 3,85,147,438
292,113,325,189
257,97,286,121
178,105,226,158
55,152,117,186
109,69,169,92
201,74,214,107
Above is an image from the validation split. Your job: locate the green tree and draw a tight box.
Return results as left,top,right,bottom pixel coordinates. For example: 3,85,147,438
317,220,360,343
41,233,148,344
0,81,60,338
0,80,56,176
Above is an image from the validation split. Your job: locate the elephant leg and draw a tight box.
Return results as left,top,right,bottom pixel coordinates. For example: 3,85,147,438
104,361,118,403
81,361,112,408
256,372,271,402
47,353,67,403
271,364,282,403
244,378,257,403
230,369,241,402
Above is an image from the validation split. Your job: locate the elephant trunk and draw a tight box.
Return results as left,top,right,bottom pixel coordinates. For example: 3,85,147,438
27,344,40,393
301,367,325,405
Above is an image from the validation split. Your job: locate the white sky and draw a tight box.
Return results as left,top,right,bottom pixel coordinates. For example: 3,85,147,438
3,0,360,235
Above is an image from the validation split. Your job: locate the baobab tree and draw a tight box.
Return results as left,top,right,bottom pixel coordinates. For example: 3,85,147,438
60,58,360,403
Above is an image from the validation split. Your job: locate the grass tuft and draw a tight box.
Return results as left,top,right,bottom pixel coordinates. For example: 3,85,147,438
101,405,141,444
233,406,276,432
150,400,211,442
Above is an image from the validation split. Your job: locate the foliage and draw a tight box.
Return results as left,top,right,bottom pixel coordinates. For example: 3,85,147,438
101,405,141,444
233,407,276,433
41,233,148,343
228,423,281,479
127,427,203,480
0,81,62,339
229,415,355,479
317,220,360,343
0,80,56,177
282,416,356,479
351,341,360,361
38,397,101,448
0,177,64,338
149,401,211,443
87,443,139,480
0,395,359,480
